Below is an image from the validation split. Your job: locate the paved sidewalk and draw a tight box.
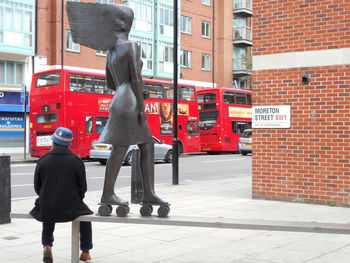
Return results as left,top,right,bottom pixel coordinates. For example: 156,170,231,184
2,174,350,263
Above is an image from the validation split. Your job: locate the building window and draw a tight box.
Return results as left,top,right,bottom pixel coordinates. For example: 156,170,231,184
201,21,210,38
201,54,210,71
96,50,107,56
180,50,192,68
129,0,153,32
180,16,192,34
68,0,80,2
159,4,173,36
96,0,114,3
159,42,173,73
66,30,80,53
130,35,153,71
0,3,33,48
202,0,210,6
0,61,24,86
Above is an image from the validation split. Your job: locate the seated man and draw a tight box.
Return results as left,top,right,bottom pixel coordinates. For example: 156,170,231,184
30,127,93,262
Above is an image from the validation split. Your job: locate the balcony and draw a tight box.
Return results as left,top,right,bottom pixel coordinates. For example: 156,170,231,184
233,0,253,17
233,27,252,46
233,58,252,76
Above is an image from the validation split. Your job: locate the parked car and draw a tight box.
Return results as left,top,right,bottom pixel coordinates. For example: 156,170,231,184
90,136,173,165
238,129,252,155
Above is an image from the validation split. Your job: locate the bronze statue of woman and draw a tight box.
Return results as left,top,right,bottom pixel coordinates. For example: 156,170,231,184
67,3,168,215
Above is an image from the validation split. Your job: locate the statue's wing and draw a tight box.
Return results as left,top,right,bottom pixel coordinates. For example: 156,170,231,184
66,2,117,51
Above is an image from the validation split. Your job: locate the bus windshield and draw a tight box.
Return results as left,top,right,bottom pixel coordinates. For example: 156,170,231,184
199,111,219,130
36,72,61,87
197,93,216,103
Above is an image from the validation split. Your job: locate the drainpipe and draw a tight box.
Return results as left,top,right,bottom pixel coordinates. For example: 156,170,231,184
212,0,215,88
61,0,64,69
32,0,38,75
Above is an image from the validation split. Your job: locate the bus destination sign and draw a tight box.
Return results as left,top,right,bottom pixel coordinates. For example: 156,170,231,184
252,105,291,128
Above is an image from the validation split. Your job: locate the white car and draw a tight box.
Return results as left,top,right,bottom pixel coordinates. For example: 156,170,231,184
238,129,252,155
90,136,173,165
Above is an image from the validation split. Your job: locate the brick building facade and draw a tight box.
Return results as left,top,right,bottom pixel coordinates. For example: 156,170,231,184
252,0,350,205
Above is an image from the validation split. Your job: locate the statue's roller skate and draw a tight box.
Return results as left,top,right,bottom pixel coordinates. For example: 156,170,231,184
140,202,170,217
98,195,130,217
139,195,170,217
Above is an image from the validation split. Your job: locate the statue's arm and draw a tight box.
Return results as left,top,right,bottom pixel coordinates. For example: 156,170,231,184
106,61,116,91
128,42,147,124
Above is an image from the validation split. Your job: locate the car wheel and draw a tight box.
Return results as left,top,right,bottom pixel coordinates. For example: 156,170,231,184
165,150,173,163
99,160,107,165
241,151,248,156
124,152,133,165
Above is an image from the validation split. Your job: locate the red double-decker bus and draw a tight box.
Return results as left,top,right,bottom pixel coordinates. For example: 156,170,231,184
197,88,252,153
29,69,200,158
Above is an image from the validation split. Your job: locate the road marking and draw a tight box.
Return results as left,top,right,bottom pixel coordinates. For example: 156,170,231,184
12,172,33,176
12,196,37,201
88,177,104,179
203,158,245,163
11,163,37,167
12,184,34,187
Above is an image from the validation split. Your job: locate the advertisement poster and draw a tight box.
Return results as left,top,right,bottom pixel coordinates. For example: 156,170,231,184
178,103,189,116
159,102,173,135
98,98,112,112
229,107,252,118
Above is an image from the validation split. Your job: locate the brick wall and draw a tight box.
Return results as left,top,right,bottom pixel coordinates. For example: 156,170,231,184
253,0,350,55
181,0,214,84
252,0,350,205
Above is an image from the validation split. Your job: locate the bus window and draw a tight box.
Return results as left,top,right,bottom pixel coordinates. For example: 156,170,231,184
223,91,235,104
94,77,112,94
187,121,199,135
144,83,164,98
70,74,94,93
36,113,58,123
96,116,108,134
197,93,216,103
246,93,252,105
232,121,248,134
36,72,60,87
248,121,252,128
164,84,173,99
235,92,247,105
179,86,195,101
86,116,93,134
199,111,219,130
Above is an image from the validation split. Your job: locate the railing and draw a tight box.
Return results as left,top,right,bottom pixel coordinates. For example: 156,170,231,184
233,0,253,11
233,58,247,71
233,27,252,42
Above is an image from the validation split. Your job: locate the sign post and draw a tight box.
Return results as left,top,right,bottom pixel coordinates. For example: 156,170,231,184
21,85,27,159
172,0,179,185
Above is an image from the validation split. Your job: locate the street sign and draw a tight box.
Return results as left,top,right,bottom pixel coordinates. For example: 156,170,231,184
20,86,26,103
252,105,291,128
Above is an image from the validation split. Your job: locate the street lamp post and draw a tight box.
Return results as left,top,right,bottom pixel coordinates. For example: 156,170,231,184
172,0,179,185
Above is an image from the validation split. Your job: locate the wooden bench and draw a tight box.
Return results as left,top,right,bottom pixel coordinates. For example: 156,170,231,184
11,212,350,263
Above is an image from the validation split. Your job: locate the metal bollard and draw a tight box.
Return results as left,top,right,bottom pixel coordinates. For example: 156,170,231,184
130,148,143,204
0,154,11,224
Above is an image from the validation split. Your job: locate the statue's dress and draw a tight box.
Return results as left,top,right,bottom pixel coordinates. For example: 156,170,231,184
98,41,152,146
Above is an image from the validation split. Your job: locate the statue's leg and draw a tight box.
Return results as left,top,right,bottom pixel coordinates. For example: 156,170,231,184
101,145,129,205
139,141,168,204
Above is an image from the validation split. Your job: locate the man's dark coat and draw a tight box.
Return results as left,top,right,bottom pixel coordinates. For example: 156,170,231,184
30,146,93,222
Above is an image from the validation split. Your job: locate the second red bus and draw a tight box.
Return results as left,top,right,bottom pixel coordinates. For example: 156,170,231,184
197,88,252,153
